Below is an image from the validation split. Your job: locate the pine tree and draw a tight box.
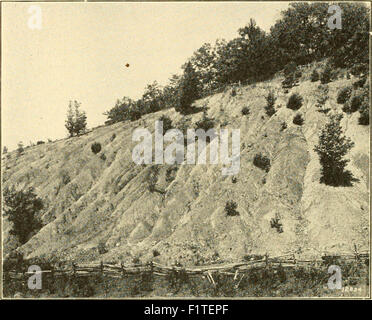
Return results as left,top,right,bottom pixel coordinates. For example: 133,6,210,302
314,114,355,186
65,101,75,137
175,62,200,115
265,91,276,117
74,101,87,136
65,100,87,137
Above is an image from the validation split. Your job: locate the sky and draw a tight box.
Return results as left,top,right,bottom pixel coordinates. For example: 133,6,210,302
2,2,289,151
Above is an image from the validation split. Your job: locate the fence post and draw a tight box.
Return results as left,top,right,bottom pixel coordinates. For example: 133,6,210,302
354,244,360,261
265,253,269,267
121,262,125,278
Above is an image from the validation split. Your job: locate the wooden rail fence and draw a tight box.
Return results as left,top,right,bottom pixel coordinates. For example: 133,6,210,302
5,248,369,286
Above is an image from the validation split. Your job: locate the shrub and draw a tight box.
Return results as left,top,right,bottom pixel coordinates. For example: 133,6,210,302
280,122,287,131
287,93,303,110
353,77,367,89
147,165,160,192
97,241,108,255
158,115,173,132
343,91,363,114
358,98,369,125
270,217,283,233
60,170,71,185
91,142,102,154
310,69,319,82
265,91,276,117
225,200,239,216
165,166,178,183
3,186,43,244
100,153,106,161
293,114,304,126
195,112,215,132
17,142,24,155
320,64,332,84
37,141,45,145
110,133,116,142
314,114,355,186
337,86,352,104
241,106,250,115
253,153,271,173
153,250,160,257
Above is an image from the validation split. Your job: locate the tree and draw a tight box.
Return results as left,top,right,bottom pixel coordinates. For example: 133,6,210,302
65,100,87,137
265,91,276,117
65,101,75,137
17,142,24,155
314,114,355,186
3,146,8,154
74,101,87,136
3,186,43,245
175,62,200,114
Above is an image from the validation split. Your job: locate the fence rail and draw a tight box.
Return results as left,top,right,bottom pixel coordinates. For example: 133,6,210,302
5,248,369,286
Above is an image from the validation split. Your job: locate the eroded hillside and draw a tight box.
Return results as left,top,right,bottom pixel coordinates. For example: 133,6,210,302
2,70,369,266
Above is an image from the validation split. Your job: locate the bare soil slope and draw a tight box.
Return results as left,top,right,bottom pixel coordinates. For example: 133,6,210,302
2,72,369,266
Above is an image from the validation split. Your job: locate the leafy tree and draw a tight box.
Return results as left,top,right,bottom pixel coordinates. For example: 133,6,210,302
141,81,164,113
314,114,355,186
3,186,43,245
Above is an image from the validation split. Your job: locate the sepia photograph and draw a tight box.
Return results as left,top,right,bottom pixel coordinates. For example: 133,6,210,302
1,1,370,300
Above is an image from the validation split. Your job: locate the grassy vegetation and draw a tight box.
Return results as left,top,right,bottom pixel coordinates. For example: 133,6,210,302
3,259,368,298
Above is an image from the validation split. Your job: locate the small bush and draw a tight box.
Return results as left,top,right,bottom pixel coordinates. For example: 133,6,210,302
270,218,283,233
320,65,332,84
310,69,319,82
343,91,363,114
17,142,24,155
153,250,160,257
158,115,173,132
241,106,250,115
225,200,239,216
253,153,271,173
337,86,352,104
231,88,237,97
287,93,303,110
37,141,45,145
91,142,102,154
100,153,106,161
195,112,215,132
358,99,369,125
293,114,304,126
353,77,367,89
97,241,108,255
110,133,116,142
280,122,287,131
165,166,178,183
265,91,276,117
